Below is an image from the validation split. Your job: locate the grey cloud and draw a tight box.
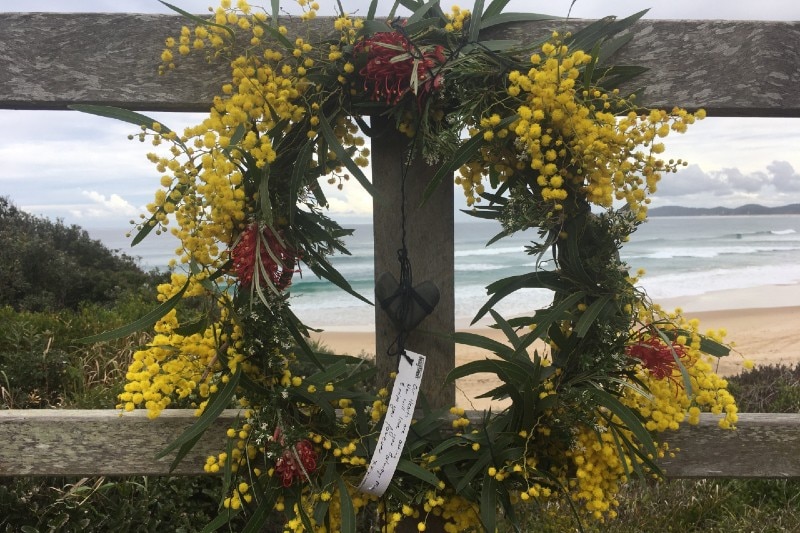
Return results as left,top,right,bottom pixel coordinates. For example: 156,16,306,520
715,167,768,193
767,161,800,192
656,164,732,197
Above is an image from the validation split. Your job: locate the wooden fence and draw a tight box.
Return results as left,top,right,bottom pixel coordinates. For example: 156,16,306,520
1,12,800,486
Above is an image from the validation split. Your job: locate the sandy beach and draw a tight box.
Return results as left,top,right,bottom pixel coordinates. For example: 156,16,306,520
310,284,800,409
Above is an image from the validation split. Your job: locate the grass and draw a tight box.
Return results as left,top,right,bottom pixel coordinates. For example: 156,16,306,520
4,303,800,532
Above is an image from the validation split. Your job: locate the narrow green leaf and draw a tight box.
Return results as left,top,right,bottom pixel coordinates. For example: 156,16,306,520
70,104,170,134
586,387,657,460
270,0,280,28
396,458,441,487
574,294,614,338
313,462,337,523
515,291,586,356
597,33,634,65
200,509,241,533
669,329,731,358
482,0,511,19
422,131,483,206
159,1,235,39
488,309,521,350
452,331,515,360
407,0,441,25
472,270,565,325
469,0,486,43
241,476,280,533
479,12,556,31
479,474,497,533
359,19,392,38
318,113,377,197
77,276,191,343
157,368,241,461
285,308,325,370
257,21,293,49
367,0,379,20
455,452,491,493
426,116,524,206
472,39,520,52
258,166,273,225
289,139,316,223
337,478,356,533
445,359,530,385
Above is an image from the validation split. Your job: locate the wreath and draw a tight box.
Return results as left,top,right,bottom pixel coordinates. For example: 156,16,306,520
77,0,737,531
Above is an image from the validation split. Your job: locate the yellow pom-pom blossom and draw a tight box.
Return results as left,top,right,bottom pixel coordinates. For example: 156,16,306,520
459,38,700,222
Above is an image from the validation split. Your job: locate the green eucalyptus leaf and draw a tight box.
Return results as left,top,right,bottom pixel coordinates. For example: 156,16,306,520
77,275,191,343
240,476,280,533
488,309,522,350
257,21,293,49
586,387,658,461
479,474,498,533
200,508,241,533
455,451,491,493
159,1,235,39
396,458,441,487
407,0,441,25
472,270,565,325
445,359,530,385
574,294,614,338
318,113,377,197
422,115,517,206
367,0,379,20
469,0,486,43
452,331,515,360
157,368,241,467
479,12,556,31
482,0,511,19
337,478,356,533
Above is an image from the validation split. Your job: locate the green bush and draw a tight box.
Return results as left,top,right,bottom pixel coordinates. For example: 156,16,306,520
0,196,163,312
726,364,800,413
0,476,238,533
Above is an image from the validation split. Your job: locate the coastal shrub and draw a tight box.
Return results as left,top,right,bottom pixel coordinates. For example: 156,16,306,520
0,291,157,409
0,476,240,533
726,364,800,413
0,196,161,312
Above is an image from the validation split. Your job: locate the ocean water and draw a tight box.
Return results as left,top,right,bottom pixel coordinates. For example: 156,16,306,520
90,215,800,330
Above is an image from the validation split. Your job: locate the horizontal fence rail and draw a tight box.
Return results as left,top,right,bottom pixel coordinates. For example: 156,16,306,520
0,14,799,116
2,411,800,479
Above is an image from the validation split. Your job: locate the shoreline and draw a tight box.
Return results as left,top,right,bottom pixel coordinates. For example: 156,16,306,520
312,305,800,375
310,285,800,409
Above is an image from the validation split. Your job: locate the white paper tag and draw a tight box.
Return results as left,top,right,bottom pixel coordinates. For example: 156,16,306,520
357,350,426,497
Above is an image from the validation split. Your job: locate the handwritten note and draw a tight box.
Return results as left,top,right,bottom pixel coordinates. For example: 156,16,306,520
357,351,426,497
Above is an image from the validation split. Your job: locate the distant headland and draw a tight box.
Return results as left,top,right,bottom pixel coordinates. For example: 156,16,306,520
649,204,800,217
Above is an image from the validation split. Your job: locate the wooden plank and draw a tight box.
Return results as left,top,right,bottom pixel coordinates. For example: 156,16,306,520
0,409,236,476
2,410,799,478
659,413,800,478
1,14,799,116
372,118,455,410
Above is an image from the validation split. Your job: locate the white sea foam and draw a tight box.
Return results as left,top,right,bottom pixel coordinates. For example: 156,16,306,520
638,263,800,301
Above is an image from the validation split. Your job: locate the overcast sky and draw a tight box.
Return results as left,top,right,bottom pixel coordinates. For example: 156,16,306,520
2,0,799,232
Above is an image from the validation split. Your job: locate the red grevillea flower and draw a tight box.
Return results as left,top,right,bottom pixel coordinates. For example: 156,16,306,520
626,336,687,379
355,30,446,105
275,439,318,487
230,223,298,290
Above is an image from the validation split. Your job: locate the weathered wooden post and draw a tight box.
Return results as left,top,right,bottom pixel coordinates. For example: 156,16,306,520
372,118,456,410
